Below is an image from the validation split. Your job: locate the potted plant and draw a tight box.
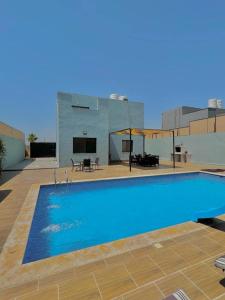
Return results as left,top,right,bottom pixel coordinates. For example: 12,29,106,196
0,138,6,176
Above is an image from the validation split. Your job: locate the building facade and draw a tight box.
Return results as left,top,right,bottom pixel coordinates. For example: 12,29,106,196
162,106,225,130
0,121,25,169
146,104,225,165
57,92,144,167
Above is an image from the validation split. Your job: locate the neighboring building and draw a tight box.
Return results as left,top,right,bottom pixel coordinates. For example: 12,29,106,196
0,121,25,169
162,106,225,130
147,100,225,165
57,92,144,167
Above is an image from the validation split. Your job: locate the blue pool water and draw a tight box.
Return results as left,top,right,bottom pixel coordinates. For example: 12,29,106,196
23,172,225,263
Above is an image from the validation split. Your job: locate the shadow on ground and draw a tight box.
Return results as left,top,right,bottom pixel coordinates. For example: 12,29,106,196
0,189,11,203
198,217,225,232
0,159,34,185
111,161,182,170
220,278,225,287
0,171,21,186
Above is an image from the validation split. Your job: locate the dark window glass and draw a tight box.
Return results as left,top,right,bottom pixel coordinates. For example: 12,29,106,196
122,140,133,152
73,138,96,153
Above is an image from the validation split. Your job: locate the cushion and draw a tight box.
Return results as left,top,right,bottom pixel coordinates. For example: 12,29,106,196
215,255,225,270
163,289,191,300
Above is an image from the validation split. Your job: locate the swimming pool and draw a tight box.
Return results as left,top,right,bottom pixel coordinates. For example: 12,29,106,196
23,172,225,263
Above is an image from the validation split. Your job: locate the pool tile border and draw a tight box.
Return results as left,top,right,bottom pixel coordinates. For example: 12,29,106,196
0,171,217,289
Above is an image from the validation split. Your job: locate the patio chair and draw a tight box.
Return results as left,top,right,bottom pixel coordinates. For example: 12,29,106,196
130,155,138,165
215,255,225,271
91,157,99,169
163,289,191,300
71,159,81,171
83,159,92,172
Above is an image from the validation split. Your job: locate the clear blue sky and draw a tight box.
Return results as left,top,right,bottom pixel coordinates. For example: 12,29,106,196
1,0,225,141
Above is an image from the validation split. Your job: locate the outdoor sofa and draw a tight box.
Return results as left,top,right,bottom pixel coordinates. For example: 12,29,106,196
131,153,159,167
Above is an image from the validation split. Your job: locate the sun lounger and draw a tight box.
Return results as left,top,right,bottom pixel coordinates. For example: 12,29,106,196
163,289,191,300
215,255,225,271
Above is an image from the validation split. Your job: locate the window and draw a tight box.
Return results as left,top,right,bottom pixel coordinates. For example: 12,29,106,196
122,140,133,152
73,138,96,153
72,105,90,109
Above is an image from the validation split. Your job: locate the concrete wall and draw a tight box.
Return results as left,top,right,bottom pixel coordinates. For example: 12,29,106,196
110,135,144,161
57,92,144,167
189,114,225,135
0,122,25,169
162,107,182,130
145,132,225,165
181,109,209,128
162,106,200,130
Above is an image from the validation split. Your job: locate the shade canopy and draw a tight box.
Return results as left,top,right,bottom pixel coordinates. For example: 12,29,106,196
109,127,175,171
110,127,173,138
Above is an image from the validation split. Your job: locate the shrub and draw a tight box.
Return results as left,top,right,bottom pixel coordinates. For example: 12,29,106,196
0,138,6,175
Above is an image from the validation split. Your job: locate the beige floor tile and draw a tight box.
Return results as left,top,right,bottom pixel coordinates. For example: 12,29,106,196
16,285,58,300
58,273,101,300
183,263,225,299
75,259,107,275
156,272,207,300
191,236,225,256
105,251,134,266
94,264,136,300
130,246,152,258
157,238,176,247
0,281,38,300
38,268,76,287
123,284,163,300
148,246,188,274
208,230,225,244
125,256,165,286
172,229,208,244
203,256,225,275
215,293,225,300
171,242,208,263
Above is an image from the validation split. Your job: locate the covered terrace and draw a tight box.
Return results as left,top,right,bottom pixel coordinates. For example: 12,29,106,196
109,128,176,171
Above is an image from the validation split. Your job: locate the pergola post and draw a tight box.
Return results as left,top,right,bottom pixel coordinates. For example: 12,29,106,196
129,128,132,172
172,130,175,168
143,134,145,156
108,133,111,165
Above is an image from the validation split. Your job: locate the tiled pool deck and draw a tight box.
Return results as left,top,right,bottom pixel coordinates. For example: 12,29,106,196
1,162,225,299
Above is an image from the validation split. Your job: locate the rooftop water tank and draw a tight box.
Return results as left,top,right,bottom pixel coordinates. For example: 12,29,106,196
110,93,119,100
208,98,218,108
118,95,128,101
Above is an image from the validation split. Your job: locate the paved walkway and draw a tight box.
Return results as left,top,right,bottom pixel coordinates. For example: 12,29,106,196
1,162,225,299
5,158,58,171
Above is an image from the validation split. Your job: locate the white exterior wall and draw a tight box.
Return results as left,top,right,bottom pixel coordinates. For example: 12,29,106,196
0,122,25,169
57,92,144,167
145,132,225,165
